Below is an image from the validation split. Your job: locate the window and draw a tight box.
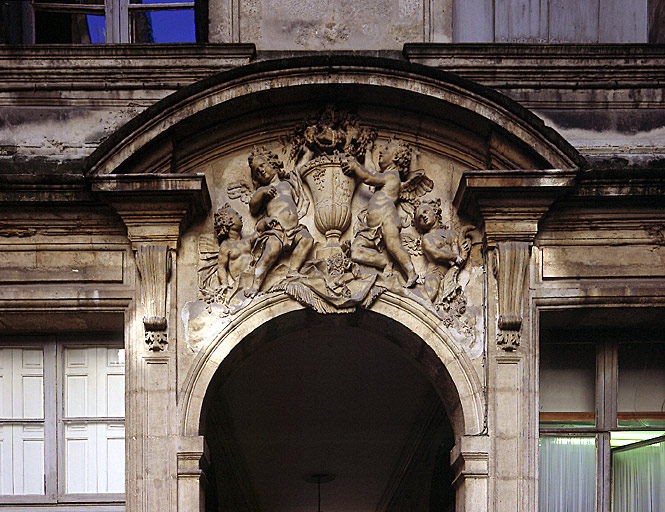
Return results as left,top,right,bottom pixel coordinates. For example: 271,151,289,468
0,335,125,505
538,313,665,512
454,0,665,43
0,0,198,44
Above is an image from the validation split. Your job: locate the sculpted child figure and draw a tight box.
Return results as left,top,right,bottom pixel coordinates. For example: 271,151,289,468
343,139,418,287
414,202,471,303
245,146,313,297
214,204,253,303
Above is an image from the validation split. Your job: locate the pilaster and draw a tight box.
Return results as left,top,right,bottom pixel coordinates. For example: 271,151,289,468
451,436,490,512
454,169,576,511
93,174,210,512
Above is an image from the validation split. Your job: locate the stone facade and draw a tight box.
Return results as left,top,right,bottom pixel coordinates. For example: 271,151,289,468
1,5,665,512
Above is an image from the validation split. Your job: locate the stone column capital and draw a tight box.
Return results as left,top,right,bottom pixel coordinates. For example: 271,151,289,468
454,169,576,350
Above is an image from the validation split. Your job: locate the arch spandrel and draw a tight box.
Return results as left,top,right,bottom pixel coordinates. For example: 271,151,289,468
179,293,485,441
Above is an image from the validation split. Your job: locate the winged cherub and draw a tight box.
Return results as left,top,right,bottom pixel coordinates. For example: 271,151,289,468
197,204,254,306
214,204,254,301
342,139,432,288
244,146,313,297
412,201,473,304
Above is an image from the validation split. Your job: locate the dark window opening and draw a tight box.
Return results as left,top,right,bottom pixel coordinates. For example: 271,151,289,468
0,0,203,43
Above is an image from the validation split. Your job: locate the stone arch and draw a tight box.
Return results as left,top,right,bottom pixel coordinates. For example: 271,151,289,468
86,55,583,177
179,292,484,441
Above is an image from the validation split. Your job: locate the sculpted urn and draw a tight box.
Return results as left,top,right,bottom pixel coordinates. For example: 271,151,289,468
300,154,355,259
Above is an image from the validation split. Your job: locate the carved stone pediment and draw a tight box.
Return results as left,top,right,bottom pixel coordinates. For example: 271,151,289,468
188,107,482,348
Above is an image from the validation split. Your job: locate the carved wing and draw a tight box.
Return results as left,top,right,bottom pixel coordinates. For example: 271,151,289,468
398,201,416,228
227,180,253,203
197,234,221,300
198,234,218,257
399,170,434,203
400,233,422,256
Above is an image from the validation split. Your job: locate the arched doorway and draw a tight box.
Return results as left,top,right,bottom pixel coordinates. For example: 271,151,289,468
183,299,482,511
200,309,457,512
175,291,487,512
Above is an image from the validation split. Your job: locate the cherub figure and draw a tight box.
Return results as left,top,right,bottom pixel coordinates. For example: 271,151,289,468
214,204,254,302
343,139,431,287
245,146,313,297
412,201,473,304
197,204,254,306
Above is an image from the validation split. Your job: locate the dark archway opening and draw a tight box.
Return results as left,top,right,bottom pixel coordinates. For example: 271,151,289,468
200,310,456,512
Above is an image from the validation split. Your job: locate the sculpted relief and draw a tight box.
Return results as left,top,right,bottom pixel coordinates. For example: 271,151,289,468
192,107,479,345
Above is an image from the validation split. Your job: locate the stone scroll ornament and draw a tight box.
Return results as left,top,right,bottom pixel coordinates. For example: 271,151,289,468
136,244,172,351
196,107,475,331
493,242,530,350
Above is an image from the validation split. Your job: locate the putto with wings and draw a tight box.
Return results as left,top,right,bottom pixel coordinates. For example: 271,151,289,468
223,146,313,297
343,138,433,288
401,199,475,314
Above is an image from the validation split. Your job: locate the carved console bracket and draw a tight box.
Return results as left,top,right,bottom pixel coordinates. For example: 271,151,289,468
136,244,172,351
92,174,211,351
454,169,577,350
493,242,529,349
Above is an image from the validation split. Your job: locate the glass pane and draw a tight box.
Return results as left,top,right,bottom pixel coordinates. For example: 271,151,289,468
131,0,193,3
611,430,665,448
64,346,124,418
0,0,31,44
64,421,125,494
612,437,665,512
540,342,596,427
34,11,105,43
539,436,596,512
618,342,665,428
130,9,195,42
0,423,46,495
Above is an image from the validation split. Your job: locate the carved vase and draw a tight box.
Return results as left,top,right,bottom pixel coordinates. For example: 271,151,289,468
301,155,356,258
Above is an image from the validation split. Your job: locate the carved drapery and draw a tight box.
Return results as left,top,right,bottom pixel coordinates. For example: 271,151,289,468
493,242,530,350
136,244,172,351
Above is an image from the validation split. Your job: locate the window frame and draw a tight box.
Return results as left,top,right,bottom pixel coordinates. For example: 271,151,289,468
126,0,196,43
9,0,200,43
0,334,125,506
539,326,665,512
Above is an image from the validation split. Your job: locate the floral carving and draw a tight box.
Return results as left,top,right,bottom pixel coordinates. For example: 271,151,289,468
287,106,376,166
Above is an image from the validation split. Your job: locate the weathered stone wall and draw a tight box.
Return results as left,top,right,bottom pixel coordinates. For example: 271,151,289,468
0,20,664,512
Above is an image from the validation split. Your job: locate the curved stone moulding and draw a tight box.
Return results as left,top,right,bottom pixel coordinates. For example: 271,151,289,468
179,291,485,439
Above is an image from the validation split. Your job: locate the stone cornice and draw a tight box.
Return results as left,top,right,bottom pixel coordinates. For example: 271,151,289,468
454,169,577,244
0,44,255,107
0,173,92,203
404,43,665,90
0,44,256,90
92,174,211,249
